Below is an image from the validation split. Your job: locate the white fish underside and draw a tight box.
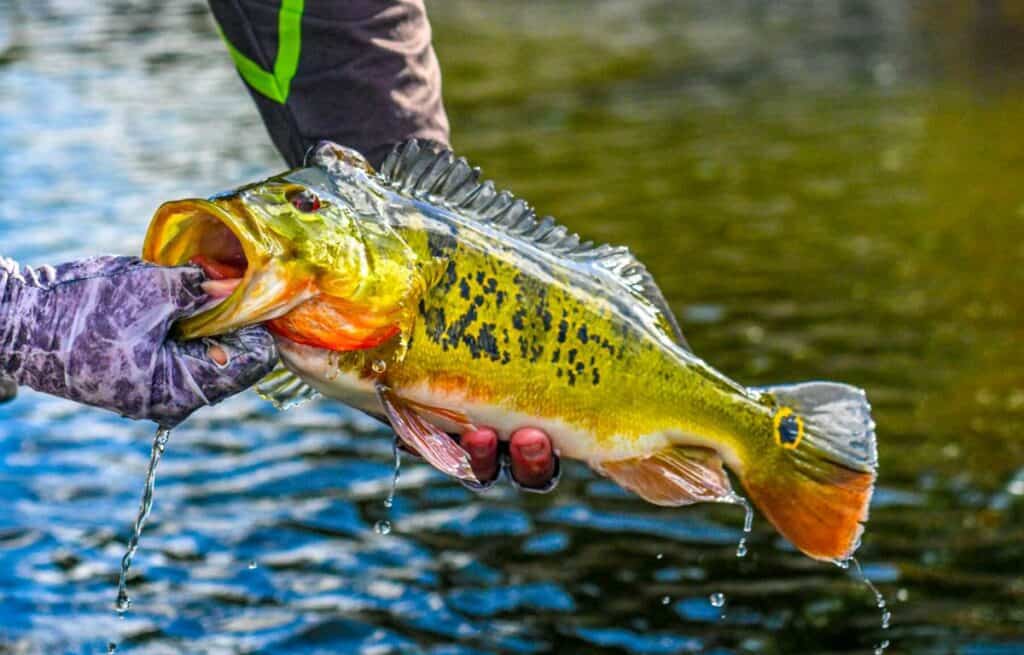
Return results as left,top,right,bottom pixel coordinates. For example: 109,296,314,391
277,339,740,467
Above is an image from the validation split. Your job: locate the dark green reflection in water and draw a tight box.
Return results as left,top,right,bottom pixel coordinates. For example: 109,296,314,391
429,1,1024,651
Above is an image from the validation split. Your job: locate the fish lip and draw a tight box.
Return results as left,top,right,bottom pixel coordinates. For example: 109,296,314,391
142,198,263,338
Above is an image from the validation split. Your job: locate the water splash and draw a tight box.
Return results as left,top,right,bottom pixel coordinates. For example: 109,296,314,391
115,427,170,613
371,359,387,375
709,592,726,608
660,595,671,605
843,557,892,652
374,520,392,535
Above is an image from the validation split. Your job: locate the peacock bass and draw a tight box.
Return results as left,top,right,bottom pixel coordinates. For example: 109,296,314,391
142,140,878,562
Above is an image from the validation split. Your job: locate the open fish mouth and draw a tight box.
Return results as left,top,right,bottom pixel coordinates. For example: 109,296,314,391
143,198,307,338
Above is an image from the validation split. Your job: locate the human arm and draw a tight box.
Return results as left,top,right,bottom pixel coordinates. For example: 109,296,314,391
0,255,278,427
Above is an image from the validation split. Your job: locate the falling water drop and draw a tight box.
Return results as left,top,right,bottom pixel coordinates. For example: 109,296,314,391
847,557,892,653
371,359,387,374
661,595,671,605
115,427,170,614
384,437,401,509
709,592,726,608
730,494,754,558
248,560,258,570
655,553,664,560
374,520,392,535
107,643,117,654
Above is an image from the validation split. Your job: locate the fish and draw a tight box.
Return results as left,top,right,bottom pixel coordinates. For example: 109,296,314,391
142,140,878,562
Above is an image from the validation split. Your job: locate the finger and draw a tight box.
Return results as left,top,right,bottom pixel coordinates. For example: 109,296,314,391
509,428,558,490
460,427,500,484
207,344,229,366
212,326,278,384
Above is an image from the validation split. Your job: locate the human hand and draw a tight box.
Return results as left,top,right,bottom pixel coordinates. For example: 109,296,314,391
0,255,278,427
399,425,560,493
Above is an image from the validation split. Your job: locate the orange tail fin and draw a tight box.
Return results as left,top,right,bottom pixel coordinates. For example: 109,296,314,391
742,382,877,562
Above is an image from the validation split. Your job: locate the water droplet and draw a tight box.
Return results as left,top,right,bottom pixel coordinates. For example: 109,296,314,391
847,557,893,652
655,553,664,560
371,359,387,374
730,494,754,558
248,560,258,570
709,592,726,608
107,643,117,654
116,427,170,614
661,595,671,605
374,520,391,535
896,588,909,602
115,590,131,613
384,437,401,510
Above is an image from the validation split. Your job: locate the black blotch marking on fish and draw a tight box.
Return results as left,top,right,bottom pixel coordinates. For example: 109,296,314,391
778,415,801,446
556,368,563,378
567,369,576,386
512,309,527,330
557,320,568,343
475,271,485,284
459,278,471,300
501,328,510,344
592,368,600,385
484,277,498,294
567,349,577,364
529,342,543,363
577,325,589,344
446,305,478,345
495,290,507,308
551,348,560,364
427,227,458,258
473,294,484,307
538,309,552,331
589,356,595,366
518,335,529,359
436,261,458,294
422,302,446,344
501,350,511,365
575,362,585,374
477,323,500,360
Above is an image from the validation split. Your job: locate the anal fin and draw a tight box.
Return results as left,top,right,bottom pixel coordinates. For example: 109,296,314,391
376,385,478,484
256,365,320,410
599,445,735,506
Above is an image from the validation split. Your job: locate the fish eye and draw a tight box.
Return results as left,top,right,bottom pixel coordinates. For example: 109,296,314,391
287,188,321,213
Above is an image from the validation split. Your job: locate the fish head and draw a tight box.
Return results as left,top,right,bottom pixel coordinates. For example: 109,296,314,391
142,143,415,347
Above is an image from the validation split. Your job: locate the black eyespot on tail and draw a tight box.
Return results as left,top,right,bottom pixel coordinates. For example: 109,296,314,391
779,415,800,445
773,407,804,449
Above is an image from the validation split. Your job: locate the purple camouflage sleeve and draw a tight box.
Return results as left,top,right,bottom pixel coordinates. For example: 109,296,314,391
0,256,278,427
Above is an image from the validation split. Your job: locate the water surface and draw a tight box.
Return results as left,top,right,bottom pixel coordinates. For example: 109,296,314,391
1,1,1023,653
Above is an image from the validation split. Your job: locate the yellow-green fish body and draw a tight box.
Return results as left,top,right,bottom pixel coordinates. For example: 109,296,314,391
143,141,878,562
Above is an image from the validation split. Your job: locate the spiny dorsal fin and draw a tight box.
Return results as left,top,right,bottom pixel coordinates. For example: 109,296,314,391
379,139,690,350
256,365,320,410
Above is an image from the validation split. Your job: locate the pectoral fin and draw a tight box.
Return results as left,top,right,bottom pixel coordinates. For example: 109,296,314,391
376,384,478,484
599,445,735,506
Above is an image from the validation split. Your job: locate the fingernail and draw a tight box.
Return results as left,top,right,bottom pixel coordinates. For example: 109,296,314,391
519,442,545,460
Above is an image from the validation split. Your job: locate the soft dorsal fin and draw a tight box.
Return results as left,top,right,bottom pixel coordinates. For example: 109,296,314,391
378,139,690,350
